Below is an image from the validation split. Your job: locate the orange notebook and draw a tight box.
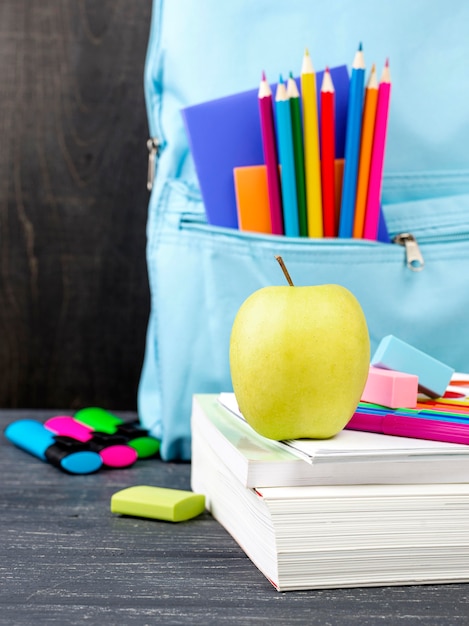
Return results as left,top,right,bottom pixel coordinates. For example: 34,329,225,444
233,165,273,234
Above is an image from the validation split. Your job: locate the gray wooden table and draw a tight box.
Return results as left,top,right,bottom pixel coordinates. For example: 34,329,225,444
2,410,469,625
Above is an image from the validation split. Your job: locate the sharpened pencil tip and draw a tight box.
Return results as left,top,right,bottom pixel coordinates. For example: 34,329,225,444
385,58,389,67
301,48,315,74
279,73,284,83
358,42,363,51
261,70,266,81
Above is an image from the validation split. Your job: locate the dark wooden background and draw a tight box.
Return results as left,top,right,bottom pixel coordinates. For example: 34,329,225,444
0,1,152,410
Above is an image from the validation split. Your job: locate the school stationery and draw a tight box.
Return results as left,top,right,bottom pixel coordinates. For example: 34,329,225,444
73,406,160,458
258,72,283,234
300,49,322,237
181,66,349,232
4,409,160,472
4,419,103,475
275,78,299,236
347,410,469,446
320,68,336,236
233,165,272,233
339,43,366,238
43,416,138,468
287,73,307,236
111,485,205,522
371,335,455,398
44,413,159,461
353,64,378,237
355,400,469,420
363,60,392,240
74,406,123,432
361,366,418,408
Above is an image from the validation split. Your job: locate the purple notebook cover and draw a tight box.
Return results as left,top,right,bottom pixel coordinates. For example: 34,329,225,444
182,65,350,229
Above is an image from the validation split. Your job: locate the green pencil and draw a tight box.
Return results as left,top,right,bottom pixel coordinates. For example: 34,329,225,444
287,72,308,237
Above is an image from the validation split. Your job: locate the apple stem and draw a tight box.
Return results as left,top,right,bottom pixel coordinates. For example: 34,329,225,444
275,255,294,286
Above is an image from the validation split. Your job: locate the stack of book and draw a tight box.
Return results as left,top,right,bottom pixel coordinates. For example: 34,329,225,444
191,394,469,592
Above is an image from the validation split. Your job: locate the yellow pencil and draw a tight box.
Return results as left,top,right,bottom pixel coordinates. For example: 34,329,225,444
301,48,323,237
353,63,379,238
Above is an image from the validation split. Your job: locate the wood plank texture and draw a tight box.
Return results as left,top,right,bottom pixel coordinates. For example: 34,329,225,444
0,1,151,410
2,409,469,625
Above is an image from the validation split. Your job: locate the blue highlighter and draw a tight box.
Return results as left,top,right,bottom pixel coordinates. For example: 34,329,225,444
4,419,103,474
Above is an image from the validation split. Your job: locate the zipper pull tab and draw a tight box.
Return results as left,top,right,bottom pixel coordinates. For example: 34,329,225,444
146,138,160,191
393,233,425,271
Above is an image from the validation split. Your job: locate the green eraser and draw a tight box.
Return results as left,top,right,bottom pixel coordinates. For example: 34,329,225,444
110,485,205,522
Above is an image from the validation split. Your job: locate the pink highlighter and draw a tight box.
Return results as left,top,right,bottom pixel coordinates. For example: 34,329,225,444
347,411,469,446
44,416,94,442
44,416,138,468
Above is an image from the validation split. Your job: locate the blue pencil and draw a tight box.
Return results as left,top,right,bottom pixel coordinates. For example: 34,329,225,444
275,76,299,237
338,43,366,238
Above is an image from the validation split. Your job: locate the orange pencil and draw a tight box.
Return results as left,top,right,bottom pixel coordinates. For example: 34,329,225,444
353,64,379,238
320,68,336,237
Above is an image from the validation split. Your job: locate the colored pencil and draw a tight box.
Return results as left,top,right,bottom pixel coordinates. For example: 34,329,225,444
320,68,336,237
287,73,307,237
275,77,299,237
353,64,379,238
338,43,366,238
258,72,284,235
363,60,391,240
300,49,323,237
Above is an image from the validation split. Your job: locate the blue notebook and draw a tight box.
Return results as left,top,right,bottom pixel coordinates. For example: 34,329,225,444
181,65,350,229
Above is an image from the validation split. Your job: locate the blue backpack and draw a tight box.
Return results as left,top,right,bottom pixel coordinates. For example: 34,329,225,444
139,0,469,460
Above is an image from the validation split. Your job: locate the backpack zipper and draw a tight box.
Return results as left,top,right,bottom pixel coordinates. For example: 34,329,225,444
392,233,425,272
146,137,161,191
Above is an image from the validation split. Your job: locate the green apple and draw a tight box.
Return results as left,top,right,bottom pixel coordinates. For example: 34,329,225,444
229,259,370,440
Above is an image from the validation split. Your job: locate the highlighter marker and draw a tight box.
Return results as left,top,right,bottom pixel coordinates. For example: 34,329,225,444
44,416,138,469
4,420,102,474
75,408,160,458
87,433,138,468
116,422,160,458
74,407,123,434
346,410,469,445
44,415,94,442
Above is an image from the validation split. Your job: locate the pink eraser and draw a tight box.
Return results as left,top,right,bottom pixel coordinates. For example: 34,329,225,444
361,366,419,408
44,416,94,442
99,445,138,468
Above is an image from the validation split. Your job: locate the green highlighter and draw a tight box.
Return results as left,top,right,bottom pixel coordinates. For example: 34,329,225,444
74,407,123,433
74,407,160,459
110,485,206,522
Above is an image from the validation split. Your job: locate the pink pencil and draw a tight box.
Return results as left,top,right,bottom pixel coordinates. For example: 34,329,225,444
363,60,391,240
258,71,284,235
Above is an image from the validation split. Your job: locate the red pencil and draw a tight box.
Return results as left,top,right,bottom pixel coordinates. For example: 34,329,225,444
320,68,336,237
258,71,284,235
